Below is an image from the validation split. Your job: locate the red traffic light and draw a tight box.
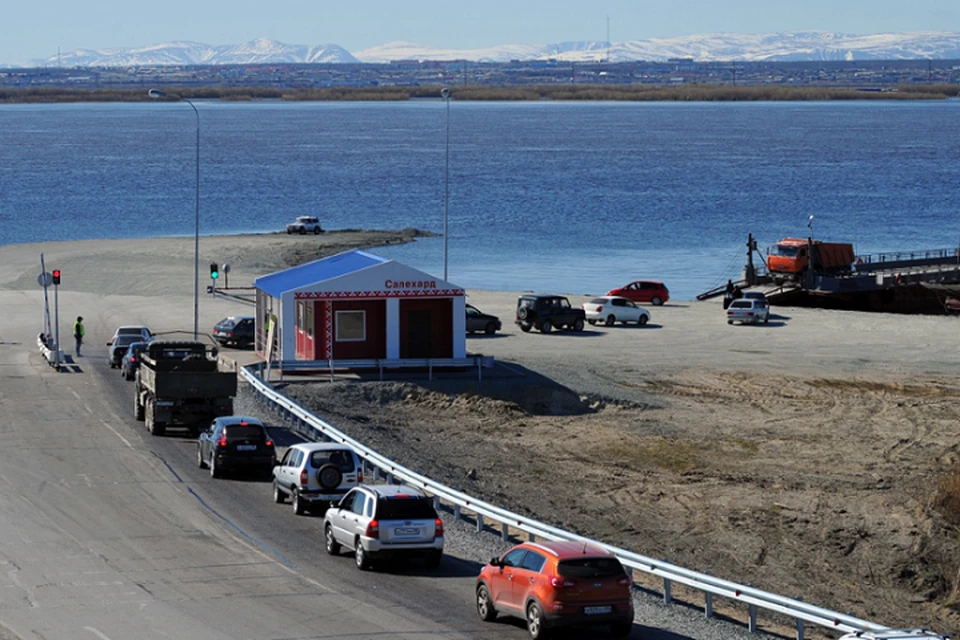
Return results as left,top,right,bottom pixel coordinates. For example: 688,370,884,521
52,269,61,285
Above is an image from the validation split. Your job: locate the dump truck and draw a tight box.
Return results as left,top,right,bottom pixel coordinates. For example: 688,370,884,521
767,237,855,284
134,341,237,436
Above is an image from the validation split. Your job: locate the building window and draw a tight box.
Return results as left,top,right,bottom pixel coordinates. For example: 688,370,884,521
335,310,365,342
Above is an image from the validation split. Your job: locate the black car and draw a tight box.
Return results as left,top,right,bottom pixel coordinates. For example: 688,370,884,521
212,316,255,348
119,341,151,381
197,416,275,478
466,303,501,335
107,334,145,368
515,294,586,334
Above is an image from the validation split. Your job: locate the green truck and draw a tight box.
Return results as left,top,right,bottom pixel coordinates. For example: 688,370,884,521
134,341,237,436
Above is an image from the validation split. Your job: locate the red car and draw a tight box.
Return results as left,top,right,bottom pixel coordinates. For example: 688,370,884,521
605,280,669,306
476,540,634,639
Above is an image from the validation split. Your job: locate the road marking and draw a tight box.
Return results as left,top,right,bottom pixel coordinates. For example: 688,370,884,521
82,627,114,640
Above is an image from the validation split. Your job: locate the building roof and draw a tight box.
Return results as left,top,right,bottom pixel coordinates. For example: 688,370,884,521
254,249,388,298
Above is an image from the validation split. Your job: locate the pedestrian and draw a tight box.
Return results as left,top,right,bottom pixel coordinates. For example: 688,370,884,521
73,316,84,357
723,279,735,309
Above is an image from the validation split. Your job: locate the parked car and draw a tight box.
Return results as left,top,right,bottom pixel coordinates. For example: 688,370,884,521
119,340,151,380
285,216,323,235
466,303,501,335
726,299,770,325
109,325,154,343
475,540,634,639
605,280,669,306
272,442,363,515
515,294,586,334
197,416,275,478
582,296,650,326
107,332,150,368
213,315,255,348
323,484,444,570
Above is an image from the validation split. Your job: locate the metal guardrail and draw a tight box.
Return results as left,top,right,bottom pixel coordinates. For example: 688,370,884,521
240,363,897,640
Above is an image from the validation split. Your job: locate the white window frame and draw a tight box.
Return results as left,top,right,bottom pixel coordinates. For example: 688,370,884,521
335,310,366,342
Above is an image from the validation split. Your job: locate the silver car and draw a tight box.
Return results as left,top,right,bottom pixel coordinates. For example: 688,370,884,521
323,484,444,570
726,299,770,325
272,443,362,515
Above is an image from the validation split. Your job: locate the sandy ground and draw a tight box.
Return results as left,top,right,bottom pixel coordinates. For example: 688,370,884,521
1,231,958,636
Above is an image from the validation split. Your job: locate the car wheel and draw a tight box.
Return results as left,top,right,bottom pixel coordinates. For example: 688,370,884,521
354,541,372,571
587,319,596,325
286,229,293,234
652,296,663,306
291,488,305,515
313,227,322,235
317,464,343,490
727,320,734,325
325,524,341,556
519,323,532,333
133,391,144,421
517,307,529,320
605,314,616,326
765,316,770,324
424,550,442,569
526,601,548,639
610,621,632,637
539,321,553,334
197,445,207,469
209,454,220,478
476,584,497,622
484,322,497,335
298,227,306,235
272,480,285,503
639,314,649,325
573,318,584,332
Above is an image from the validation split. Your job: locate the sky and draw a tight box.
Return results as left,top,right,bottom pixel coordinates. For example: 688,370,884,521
5,0,959,65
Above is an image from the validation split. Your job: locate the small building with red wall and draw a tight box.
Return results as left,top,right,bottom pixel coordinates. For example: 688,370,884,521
253,249,466,366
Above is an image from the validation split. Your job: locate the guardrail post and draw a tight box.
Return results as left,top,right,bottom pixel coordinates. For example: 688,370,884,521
386,472,393,484
433,495,440,510
476,514,484,532
663,578,672,604
794,597,804,640
501,522,509,541
529,533,536,542
749,604,757,633
705,591,713,618
454,504,461,520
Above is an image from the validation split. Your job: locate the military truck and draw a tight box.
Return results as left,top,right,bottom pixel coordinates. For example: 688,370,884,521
134,341,237,436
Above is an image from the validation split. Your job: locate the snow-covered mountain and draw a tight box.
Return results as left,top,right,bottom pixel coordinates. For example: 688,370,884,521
18,32,960,68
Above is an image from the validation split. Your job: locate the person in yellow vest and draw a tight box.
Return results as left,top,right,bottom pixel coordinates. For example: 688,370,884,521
72,316,85,357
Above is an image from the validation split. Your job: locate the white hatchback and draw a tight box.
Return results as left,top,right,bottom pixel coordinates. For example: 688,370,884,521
726,299,770,325
582,296,650,326
285,216,323,235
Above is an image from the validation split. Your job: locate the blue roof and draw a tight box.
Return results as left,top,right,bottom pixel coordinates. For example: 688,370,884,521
254,249,388,298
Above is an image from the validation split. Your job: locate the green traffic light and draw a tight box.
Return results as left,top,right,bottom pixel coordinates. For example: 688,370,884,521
210,263,219,279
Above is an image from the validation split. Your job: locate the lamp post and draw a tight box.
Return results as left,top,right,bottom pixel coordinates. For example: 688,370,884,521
441,88,451,281
148,89,201,340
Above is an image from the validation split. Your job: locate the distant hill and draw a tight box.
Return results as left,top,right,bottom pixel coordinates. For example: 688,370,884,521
16,31,960,68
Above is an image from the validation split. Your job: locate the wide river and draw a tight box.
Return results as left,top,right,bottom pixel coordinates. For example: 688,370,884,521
1,99,958,299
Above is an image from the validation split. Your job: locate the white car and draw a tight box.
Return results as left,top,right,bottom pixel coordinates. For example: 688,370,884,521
726,299,770,325
272,442,363,515
323,484,444,570
285,216,323,235
582,296,650,326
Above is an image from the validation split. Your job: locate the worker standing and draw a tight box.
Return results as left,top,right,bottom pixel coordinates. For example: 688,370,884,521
72,316,85,357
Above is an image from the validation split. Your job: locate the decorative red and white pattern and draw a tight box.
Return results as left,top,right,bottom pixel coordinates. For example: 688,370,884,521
295,289,464,300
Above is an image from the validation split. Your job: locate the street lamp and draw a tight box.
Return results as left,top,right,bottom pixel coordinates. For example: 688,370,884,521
441,88,451,281
148,89,201,340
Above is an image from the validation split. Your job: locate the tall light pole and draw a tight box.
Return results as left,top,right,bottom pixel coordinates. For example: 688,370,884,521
441,88,451,281
148,89,201,340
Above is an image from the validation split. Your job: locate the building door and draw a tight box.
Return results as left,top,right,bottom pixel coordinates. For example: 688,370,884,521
402,309,433,358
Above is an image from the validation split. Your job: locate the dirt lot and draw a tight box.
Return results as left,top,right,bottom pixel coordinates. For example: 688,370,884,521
4,231,957,636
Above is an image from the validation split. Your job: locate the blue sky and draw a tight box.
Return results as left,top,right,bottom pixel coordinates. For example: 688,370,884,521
6,0,959,64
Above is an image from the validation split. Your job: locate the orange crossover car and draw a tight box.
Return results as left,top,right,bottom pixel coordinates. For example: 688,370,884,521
475,540,634,639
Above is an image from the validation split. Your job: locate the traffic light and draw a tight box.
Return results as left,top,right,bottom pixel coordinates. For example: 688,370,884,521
52,269,61,285
210,263,219,280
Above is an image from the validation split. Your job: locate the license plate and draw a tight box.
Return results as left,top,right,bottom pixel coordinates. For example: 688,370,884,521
584,606,612,615
236,444,257,451
394,527,420,536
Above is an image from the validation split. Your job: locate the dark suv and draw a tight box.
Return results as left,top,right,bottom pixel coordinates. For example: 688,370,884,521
515,294,586,334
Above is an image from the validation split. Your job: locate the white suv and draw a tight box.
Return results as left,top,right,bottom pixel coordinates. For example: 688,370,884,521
323,484,444,570
272,443,362,515
285,216,323,235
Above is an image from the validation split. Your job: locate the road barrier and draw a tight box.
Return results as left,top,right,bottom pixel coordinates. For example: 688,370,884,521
241,363,902,640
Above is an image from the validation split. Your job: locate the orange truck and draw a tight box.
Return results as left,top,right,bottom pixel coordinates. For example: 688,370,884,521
767,238,855,282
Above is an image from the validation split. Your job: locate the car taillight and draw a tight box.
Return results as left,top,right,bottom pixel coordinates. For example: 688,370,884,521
265,439,273,447
595,305,603,311
216,435,227,447
130,356,136,362
300,469,308,485
357,468,363,483
224,331,233,337
746,312,754,316
434,518,444,537
365,520,379,539
550,577,575,588
618,575,632,586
